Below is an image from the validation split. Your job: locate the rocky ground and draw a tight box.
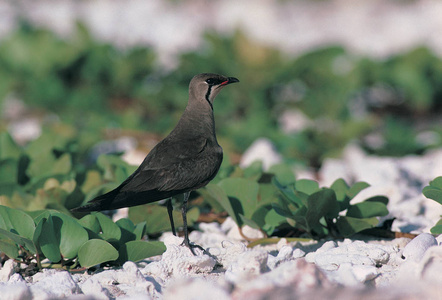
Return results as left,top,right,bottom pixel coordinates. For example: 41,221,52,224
0,223,441,299
1,144,442,300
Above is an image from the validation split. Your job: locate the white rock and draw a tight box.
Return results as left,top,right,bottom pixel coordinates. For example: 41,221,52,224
418,245,442,284
8,118,42,145
331,263,378,286
163,278,230,300
80,277,111,300
279,109,312,134
225,250,269,283
211,240,248,268
350,264,379,283
226,224,265,241
293,248,306,259
0,281,32,300
232,258,332,298
220,217,237,233
143,235,216,280
276,238,289,249
268,245,301,270
316,254,375,271
402,233,437,262
308,240,391,276
0,259,18,282
305,240,337,263
82,262,156,299
31,269,79,299
189,223,229,248
277,245,294,260
436,234,442,246
239,138,282,170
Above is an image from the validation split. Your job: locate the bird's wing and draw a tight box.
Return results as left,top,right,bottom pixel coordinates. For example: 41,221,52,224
119,135,219,193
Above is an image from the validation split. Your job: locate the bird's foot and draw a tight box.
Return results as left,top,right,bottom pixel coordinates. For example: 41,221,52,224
181,239,205,256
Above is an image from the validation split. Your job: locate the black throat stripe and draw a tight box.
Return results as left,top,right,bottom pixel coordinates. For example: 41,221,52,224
205,86,214,110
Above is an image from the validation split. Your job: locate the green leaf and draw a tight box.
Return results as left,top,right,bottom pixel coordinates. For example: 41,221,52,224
295,179,320,195
0,159,18,184
203,183,244,227
218,177,260,221
94,212,122,242
271,203,295,219
430,219,442,234
365,196,389,205
30,210,53,225
336,216,379,237
330,178,350,202
331,178,351,210
239,215,260,230
78,214,100,234
32,217,44,254
347,182,370,199
243,161,263,180
133,222,147,240
251,205,286,234
0,205,36,240
347,201,388,218
119,241,166,263
116,218,136,244
268,163,296,186
39,212,89,261
0,227,37,254
272,177,304,207
0,239,19,259
0,132,21,160
51,153,72,175
423,176,442,205
116,218,135,232
51,212,89,259
39,216,61,262
78,239,119,268
305,189,339,227
97,154,135,182
128,203,188,235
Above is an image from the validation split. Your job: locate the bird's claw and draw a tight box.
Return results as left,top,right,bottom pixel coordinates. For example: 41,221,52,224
181,239,205,256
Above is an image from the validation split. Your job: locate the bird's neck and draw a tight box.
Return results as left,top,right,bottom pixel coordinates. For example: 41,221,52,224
175,102,217,140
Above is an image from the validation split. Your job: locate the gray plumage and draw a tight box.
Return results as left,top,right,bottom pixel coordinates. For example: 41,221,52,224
72,73,239,253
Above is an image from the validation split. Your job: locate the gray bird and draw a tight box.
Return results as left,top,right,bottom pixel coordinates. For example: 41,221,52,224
72,73,239,254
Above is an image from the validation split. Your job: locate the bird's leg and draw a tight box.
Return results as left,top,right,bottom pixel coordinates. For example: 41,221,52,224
166,198,176,236
180,191,205,255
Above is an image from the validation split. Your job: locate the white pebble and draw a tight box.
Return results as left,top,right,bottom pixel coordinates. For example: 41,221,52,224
31,269,79,298
163,278,230,300
402,233,437,262
225,250,269,282
239,138,282,170
0,260,17,282
0,282,31,300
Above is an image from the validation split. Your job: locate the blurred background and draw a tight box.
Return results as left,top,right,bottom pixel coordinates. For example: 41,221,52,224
0,0,442,228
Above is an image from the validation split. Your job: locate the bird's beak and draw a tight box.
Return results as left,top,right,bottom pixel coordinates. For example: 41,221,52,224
221,77,239,86
227,77,239,84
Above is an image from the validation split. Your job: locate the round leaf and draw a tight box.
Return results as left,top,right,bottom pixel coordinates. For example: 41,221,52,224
94,212,122,241
0,205,36,240
78,239,119,268
120,241,166,262
346,201,388,218
51,212,89,259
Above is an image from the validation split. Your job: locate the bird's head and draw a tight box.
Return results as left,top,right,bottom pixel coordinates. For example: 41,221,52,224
189,73,239,109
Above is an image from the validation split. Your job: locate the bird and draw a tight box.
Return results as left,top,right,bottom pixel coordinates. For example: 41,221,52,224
72,73,239,254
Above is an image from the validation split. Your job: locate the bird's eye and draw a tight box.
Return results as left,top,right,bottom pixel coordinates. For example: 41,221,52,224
206,78,214,85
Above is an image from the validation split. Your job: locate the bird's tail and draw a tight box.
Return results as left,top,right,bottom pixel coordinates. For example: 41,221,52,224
71,188,120,213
